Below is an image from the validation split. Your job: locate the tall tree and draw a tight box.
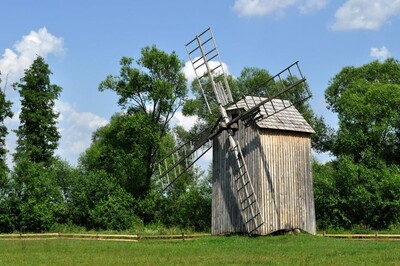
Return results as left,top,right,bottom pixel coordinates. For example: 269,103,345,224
325,58,400,164
97,45,187,195
0,73,13,176
313,58,400,230
13,56,62,165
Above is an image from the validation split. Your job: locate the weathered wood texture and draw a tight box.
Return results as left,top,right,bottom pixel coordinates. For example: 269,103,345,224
212,101,316,235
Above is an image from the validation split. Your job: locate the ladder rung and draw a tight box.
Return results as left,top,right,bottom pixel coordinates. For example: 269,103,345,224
198,27,211,38
242,199,256,211
201,36,213,46
249,223,263,234
235,172,247,182
192,56,204,65
194,61,206,70
246,212,261,224
189,45,200,55
237,181,249,192
204,47,217,58
209,63,221,73
206,53,218,63
241,193,254,204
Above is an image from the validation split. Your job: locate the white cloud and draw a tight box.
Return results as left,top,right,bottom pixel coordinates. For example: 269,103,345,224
233,0,329,17
4,101,108,166
183,58,230,84
2,28,66,166
55,101,108,164
0,27,64,86
299,0,330,14
331,0,400,31
370,46,391,61
233,0,297,17
170,111,198,131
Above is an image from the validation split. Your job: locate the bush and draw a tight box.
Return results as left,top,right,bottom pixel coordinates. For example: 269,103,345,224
89,187,141,230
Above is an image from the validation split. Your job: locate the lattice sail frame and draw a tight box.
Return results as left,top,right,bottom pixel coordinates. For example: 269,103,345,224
185,28,233,112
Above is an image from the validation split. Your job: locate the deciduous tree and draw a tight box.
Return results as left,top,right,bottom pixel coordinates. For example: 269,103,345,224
96,46,187,195
325,58,400,164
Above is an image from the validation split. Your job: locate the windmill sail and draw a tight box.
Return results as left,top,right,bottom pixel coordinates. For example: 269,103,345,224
157,126,216,191
185,27,264,234
230,61,311,127
185,27,234,112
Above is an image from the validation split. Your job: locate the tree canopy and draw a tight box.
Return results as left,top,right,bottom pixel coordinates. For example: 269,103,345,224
97,46,188,192
325,58,400,164
314,58,400,230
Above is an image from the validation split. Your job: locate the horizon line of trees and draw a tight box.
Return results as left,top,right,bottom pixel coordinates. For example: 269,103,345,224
0,46,399,233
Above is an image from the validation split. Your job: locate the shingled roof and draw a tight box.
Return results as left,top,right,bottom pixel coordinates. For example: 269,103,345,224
227,96,314,134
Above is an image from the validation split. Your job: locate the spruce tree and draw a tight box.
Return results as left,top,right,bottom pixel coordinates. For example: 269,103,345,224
13,56,61,165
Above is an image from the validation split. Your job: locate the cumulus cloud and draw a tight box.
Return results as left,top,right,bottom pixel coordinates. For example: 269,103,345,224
1,28,66,165
370,46,391,61
170,111,198,131
331,0,400,31
0,27,65,85
233,0,329,17
4,100,108,166
183,58,230,84
299,0,330,14
55,101,108,164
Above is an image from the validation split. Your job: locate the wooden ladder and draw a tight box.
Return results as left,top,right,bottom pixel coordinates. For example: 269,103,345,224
233,144,264,234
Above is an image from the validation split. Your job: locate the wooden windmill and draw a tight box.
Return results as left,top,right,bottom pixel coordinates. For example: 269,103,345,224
158,28,316,235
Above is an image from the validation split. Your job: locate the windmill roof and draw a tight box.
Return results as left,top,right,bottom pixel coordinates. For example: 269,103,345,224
227,96,315,134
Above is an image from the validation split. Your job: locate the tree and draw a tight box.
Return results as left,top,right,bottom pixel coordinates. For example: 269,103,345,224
68,169,139,230
325,58,400,164
97,45,187,195
0,73,13,177
8,158,66,232
80,113,160,198
13,56,62,165
314,58,400,230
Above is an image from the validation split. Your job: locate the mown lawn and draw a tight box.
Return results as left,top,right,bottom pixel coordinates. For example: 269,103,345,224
0,234,399,265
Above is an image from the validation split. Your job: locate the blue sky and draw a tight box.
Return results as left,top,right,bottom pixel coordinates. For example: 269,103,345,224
1,0,399,166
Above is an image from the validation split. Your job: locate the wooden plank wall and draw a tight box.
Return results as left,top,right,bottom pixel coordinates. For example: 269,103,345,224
258,129,316,235
212,120,316,235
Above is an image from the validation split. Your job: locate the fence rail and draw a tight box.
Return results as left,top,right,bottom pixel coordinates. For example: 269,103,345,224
319,232,400,240
0,233,211,242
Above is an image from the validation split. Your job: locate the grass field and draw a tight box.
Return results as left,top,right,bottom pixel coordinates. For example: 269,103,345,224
1,234,399,265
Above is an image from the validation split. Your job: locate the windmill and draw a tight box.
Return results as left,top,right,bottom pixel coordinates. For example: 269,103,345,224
157,28,315,235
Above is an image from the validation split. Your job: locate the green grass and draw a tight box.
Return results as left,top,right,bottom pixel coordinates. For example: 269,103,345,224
0,234,399,265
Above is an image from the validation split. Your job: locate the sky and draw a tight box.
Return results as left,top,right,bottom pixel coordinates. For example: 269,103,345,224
1,0,399,167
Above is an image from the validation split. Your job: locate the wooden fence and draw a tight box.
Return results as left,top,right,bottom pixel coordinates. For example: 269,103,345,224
319,232,400,241
0,233,211,242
